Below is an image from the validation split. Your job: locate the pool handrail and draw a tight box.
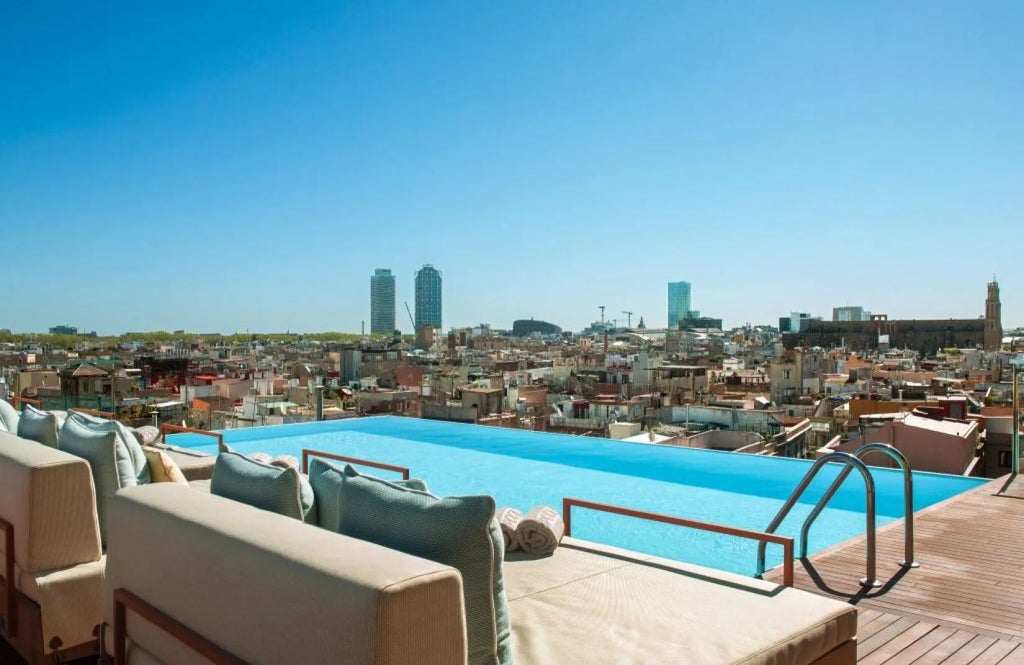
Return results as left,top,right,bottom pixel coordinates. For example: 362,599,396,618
159,424,224,449
301,448,411,480
756,451,879,587
562,497,795,587
9,396,42,410
798,443,916,569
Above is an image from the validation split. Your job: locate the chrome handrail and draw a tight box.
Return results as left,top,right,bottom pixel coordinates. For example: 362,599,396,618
756,451,879,587
799,443,916,569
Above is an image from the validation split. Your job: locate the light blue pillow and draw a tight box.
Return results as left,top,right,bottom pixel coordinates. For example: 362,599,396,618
334,464,510,665
0,399,20,434
17,405,60,447
58,416,125,543
67,412,150,485
307,456,429,531
210,450,314,521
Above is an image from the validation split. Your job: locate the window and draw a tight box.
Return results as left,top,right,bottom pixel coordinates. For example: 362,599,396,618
783,370,791,380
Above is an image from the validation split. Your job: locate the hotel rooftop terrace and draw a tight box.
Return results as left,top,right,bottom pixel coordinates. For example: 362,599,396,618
765,475,1024,664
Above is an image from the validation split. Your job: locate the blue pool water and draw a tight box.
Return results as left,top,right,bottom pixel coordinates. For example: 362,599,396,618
171,417,985,576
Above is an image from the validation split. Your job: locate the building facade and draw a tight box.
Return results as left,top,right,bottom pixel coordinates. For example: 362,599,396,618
985,280,1002,351
415,264,442,332
779,312,817,334
667,281,691,329
832,306,870,322
369,268,396,335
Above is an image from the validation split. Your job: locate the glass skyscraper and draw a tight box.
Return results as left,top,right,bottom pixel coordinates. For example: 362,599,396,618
667,281,691,329
369,268,396,334
414,264,442,332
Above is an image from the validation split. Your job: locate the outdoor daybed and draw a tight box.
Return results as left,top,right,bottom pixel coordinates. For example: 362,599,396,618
103,480,856,664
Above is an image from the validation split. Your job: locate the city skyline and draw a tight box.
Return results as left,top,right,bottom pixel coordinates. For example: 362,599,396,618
3,3,1022,333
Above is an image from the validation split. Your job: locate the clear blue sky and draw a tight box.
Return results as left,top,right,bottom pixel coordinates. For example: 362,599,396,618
2,1,1021,334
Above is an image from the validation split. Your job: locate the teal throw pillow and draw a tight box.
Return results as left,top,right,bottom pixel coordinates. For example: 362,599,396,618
17,405,60,447
306,456,428,530
334,464,510,665
210,450,314,521
67,412,151,485
0,399,19,434
57,416,125,543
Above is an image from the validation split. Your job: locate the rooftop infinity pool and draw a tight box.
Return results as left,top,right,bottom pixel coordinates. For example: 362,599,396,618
169,416,986,576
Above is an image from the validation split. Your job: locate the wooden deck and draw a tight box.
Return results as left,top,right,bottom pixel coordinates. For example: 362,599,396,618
766,475,1024,663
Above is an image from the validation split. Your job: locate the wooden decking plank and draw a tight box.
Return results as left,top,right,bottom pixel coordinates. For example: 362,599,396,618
908,630,984,665
938,635,1000,665
996,644,1024,665
971,640,1021,665
858,613,905,642
859,618,921,659
858,621,939,665
874,625,958,665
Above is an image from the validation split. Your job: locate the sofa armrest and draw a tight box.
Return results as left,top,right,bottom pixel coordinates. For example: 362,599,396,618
0,432,102,573
105,484,468,665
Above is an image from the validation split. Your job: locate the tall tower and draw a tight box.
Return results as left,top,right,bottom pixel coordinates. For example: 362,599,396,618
415,264,442,332
667,281,691,329
985,279,1002,351
369,269,396,335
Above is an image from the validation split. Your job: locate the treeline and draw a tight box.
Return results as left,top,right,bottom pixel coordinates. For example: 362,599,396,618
0,331,366,349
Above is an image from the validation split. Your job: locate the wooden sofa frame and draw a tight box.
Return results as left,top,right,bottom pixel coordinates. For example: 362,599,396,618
1,518,99,665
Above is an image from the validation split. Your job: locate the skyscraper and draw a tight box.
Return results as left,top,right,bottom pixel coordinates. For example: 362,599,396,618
415,264,442,332
667,281,691,329
369,268,396,334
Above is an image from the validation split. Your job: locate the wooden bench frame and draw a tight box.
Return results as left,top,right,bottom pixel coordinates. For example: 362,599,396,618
113,587,246,665
159,424,223,449
301,448,410,480
1,517,99,664
562,497,795,587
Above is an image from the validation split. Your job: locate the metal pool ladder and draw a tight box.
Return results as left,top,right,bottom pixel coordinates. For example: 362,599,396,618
755,444,916,588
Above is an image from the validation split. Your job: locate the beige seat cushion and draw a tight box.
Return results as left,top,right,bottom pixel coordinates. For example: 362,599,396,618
505,538,856,665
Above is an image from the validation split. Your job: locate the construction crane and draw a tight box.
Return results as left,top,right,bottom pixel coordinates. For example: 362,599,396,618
599,305,606,325
404,301,416,331
622,311,633,328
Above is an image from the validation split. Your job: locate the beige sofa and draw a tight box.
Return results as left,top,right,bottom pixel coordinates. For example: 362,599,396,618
103,484,468,665
103,482,856,665
0,431,106,664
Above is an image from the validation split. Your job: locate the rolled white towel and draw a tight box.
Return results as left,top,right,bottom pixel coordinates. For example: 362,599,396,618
514,505,565,556
271,455,300,470
496,507,523,552
250,452,274,464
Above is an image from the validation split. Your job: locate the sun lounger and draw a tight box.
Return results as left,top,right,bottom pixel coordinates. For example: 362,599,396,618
101,477,856,665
